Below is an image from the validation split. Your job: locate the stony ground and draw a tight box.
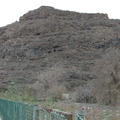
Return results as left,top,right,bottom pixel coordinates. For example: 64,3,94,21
53,101,120,120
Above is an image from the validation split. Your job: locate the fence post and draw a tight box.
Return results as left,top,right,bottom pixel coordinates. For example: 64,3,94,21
33,105,39,120
65,113,73,120
75,110,85,120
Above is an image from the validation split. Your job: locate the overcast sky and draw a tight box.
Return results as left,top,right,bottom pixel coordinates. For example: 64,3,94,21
0,0,120,27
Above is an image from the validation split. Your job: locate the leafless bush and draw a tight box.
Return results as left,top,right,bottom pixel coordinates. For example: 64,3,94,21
75,82,97,103
30,81,47,100
49,84,67,100
92,48,120,106
31,63,66,100
37,63,65,87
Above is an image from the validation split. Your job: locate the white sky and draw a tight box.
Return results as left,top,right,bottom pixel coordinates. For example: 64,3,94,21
0,0,120,27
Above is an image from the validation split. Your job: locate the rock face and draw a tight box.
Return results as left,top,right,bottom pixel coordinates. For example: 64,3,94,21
0,6,120,92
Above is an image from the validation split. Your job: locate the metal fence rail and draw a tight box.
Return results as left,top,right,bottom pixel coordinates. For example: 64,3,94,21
33,107,73,120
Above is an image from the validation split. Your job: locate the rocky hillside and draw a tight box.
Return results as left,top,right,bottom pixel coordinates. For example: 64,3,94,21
0,6,120,104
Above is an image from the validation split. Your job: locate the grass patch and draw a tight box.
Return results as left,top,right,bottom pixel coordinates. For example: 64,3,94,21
0,83,37,104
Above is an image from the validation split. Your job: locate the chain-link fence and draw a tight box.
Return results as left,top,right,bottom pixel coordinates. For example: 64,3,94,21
1,99,120,120
0,99,73,120
0,99,34,120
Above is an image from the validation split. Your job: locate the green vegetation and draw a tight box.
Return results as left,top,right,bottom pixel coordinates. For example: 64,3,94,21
0,79,58,108
0,82,36,104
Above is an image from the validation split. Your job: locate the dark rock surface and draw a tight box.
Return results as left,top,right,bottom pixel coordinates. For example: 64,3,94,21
0,6,120,90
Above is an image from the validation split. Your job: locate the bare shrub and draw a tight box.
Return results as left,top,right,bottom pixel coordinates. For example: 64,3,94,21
31,63,66,100
75,82,97,103
30,81,47,100
37,63,65,89
92,48,120,106
49,84,67,100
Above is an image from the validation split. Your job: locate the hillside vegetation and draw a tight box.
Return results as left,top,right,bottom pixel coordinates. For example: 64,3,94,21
0,6,120,106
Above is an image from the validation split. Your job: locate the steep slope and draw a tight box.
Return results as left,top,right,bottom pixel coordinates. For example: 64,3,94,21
0,6,120,103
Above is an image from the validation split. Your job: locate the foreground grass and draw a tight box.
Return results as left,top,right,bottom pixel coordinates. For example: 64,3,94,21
0,83,120,120
0,84,37,104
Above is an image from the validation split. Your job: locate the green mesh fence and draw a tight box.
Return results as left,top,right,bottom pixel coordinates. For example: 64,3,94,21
0,99,73,120
0,99,34,120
